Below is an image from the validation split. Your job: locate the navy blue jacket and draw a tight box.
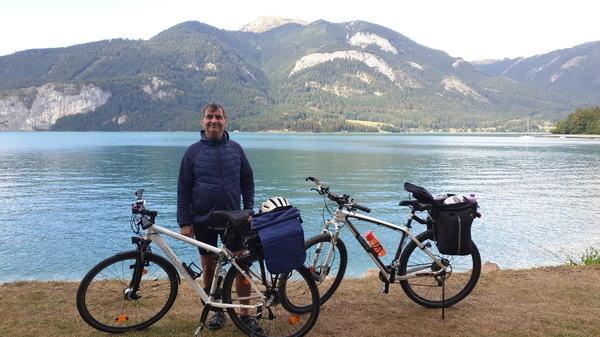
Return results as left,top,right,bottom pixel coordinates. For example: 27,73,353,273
177,130,254,229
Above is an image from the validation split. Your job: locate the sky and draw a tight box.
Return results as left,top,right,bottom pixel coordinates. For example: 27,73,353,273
1,0,599,60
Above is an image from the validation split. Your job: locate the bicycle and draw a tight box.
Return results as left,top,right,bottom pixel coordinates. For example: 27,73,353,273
76,189,320,337
302,176,481,312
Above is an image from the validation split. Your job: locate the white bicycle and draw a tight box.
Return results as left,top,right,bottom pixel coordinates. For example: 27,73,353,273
302,176,481,312
76,189,320,337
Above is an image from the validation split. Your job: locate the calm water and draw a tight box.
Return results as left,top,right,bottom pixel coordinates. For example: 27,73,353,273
1,132,599,283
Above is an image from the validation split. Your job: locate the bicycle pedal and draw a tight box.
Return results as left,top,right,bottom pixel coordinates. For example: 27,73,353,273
379,283,389,294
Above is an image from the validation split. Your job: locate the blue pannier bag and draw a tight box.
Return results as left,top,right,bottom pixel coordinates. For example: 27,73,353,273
250,206,306,274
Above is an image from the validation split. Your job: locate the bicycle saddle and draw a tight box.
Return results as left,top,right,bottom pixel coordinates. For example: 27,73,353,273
213,210,253,227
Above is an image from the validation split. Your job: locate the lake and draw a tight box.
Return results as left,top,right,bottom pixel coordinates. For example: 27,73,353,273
1,132,599,283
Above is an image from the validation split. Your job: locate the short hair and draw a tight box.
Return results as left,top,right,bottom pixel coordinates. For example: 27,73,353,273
202,103,226,119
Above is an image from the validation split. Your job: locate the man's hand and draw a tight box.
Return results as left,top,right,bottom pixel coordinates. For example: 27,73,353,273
180,225,195,238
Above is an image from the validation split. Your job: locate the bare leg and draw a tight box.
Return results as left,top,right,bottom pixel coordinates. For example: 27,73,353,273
202,253,226,329
236,272,251,316
201,254,216,289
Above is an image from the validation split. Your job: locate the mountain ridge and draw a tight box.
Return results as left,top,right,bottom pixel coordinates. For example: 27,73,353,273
0,18,588,132
471,40,600,103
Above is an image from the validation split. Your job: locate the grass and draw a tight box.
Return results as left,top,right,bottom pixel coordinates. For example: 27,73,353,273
346,119,393,132
2,264,600,337
567,247,600,266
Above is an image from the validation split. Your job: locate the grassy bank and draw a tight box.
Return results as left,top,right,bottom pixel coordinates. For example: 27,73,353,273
2,265,600,337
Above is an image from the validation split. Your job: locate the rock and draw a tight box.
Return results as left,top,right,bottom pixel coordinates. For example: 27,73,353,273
482,261,500,273
365,268,380,279
0,83,111,131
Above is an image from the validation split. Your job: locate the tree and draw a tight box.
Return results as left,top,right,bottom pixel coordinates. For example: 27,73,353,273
551,107,600,134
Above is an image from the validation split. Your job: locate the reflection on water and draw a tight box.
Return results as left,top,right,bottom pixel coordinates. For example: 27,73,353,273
1,132,599,282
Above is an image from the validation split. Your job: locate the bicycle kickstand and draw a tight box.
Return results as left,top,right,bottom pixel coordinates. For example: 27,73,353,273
441,277,446,320
195,305,213,337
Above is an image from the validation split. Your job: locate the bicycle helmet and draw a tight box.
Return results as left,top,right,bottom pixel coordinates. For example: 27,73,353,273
259,197,290,213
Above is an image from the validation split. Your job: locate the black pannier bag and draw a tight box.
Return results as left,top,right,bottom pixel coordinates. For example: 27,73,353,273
250,205,306,274
432,200,477,255
221,210,252,253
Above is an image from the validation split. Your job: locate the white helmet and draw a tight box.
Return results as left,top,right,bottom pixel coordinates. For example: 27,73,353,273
260,197,290,213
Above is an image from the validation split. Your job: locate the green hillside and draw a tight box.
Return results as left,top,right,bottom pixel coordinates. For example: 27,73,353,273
0,20,581,132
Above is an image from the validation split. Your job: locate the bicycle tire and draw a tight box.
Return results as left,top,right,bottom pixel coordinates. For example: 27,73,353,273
76,251,179,333
222,254,320,337
398,229,481,308
304,233,347,307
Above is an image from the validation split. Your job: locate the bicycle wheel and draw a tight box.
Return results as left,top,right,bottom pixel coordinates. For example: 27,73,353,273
222,254,320,337
398,229,481,308
304,233,347,307
76,251,179,333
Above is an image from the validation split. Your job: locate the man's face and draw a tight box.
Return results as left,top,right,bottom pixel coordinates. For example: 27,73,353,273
202,107,228,139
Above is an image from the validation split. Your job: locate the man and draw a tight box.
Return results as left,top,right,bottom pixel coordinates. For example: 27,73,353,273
177,103,256,331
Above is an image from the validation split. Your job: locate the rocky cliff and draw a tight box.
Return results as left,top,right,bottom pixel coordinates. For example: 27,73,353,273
0,83,111,131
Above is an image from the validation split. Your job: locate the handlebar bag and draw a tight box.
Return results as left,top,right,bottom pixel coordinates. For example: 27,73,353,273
432,201,477,255
250,206,306,274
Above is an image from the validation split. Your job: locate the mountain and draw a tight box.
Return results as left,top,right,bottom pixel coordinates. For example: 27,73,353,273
471,41,600,104
241,16,309,33
0,18,582,132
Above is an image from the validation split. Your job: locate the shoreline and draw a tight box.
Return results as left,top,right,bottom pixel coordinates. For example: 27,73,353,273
2,130,600,138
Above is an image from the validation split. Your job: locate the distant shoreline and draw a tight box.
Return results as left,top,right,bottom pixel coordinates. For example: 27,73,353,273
542,134,600,138
2,130,600,138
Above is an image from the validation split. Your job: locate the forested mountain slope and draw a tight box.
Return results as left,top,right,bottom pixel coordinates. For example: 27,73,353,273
0,19,580,131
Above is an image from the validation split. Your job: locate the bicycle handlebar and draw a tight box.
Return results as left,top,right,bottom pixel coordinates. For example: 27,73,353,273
131,189,158,221
305,176,371,213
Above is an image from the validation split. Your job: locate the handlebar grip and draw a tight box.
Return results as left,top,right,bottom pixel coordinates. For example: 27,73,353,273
353,203,371,213
305,176,321,185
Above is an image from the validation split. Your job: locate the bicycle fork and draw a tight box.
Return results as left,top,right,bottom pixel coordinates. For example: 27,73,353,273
124,237,152,301
309,219,341,281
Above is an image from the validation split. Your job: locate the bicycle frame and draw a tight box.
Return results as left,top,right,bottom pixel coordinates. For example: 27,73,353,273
311,206,448,284
142,223,261,312
78,189,321,337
